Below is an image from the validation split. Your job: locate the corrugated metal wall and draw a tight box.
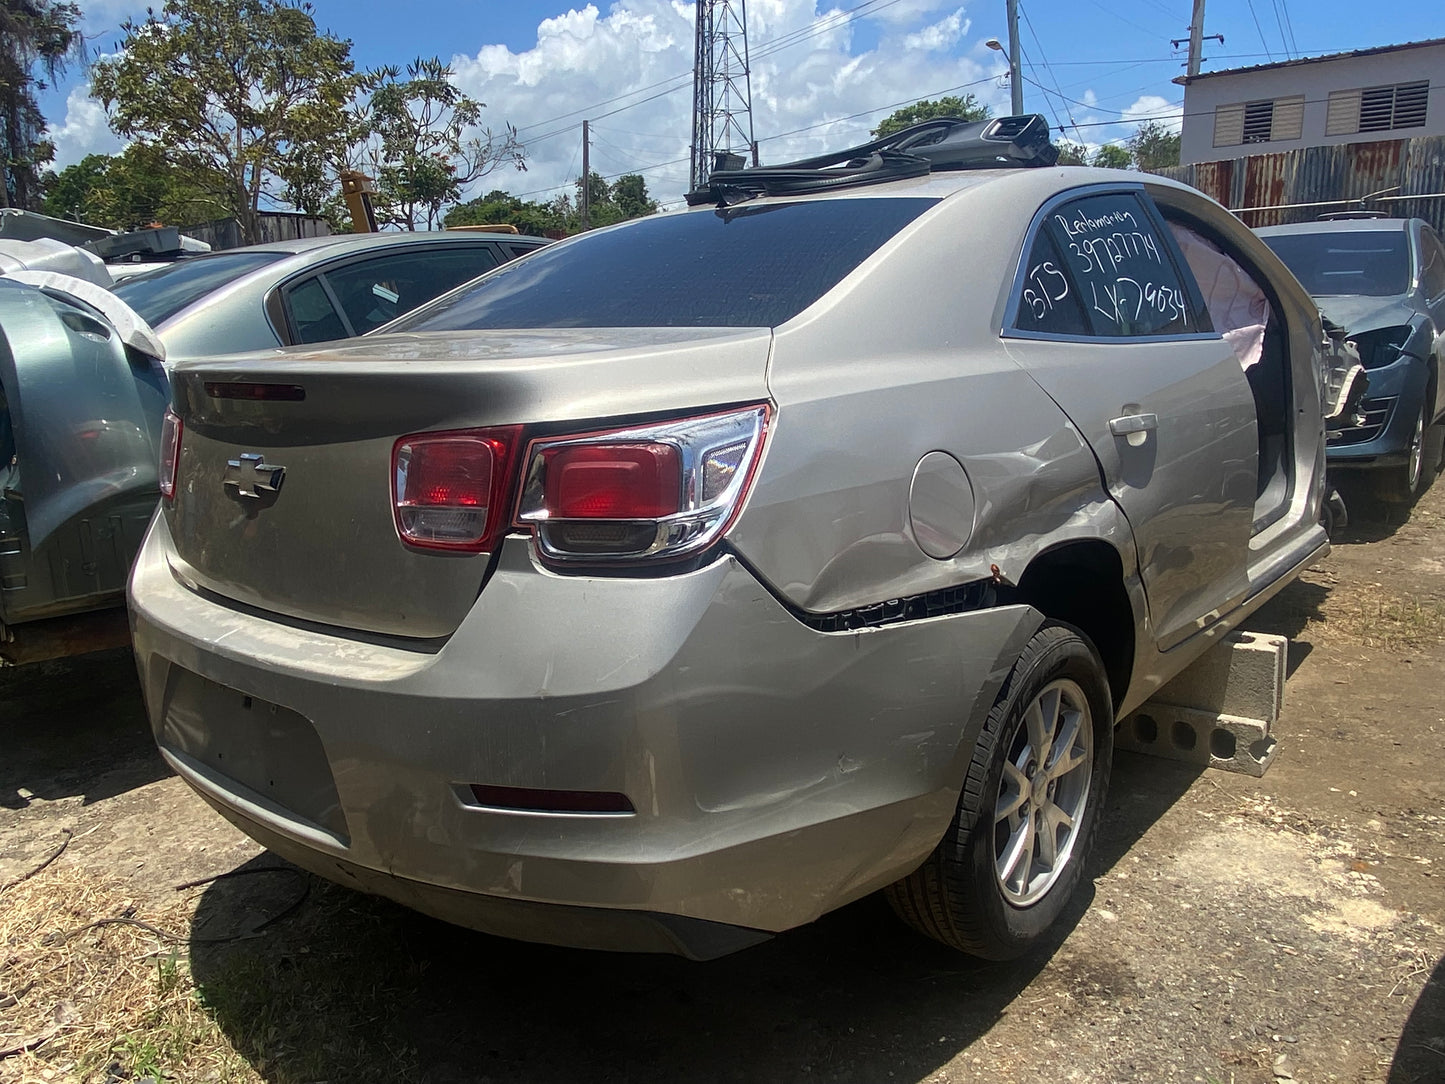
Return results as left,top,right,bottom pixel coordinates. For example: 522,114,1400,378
1154,135,1445,232
181,212,332,251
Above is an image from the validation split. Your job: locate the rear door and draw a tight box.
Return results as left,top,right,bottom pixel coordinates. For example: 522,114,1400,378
1001,186,1258,650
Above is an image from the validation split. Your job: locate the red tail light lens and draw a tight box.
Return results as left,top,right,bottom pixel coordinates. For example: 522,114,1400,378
516,404,770,563
542,443,682,519
159,408,182,500
392,426,523,551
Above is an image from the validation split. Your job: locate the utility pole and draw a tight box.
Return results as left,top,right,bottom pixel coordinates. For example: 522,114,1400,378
1187,0,1206,78
1005,0,1023,115
581,119,590,231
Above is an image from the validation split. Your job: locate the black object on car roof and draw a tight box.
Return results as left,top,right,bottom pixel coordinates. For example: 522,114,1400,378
685,114,1059,207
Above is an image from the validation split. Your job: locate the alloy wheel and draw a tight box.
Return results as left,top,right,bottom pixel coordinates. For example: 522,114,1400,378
993,677,1095,906
1408,407,1426,492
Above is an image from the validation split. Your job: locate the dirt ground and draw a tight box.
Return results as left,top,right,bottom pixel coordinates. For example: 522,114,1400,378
2,482,1444,1083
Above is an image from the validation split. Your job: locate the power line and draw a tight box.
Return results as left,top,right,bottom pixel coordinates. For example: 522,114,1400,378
1268,0,1294,59
1081,0,1170,38
514,0,907,144
1279,0,1301,56
755,75,997,146
1020,76,1179,117
1019,45,1065,134
1018,1,1078,133
750,0,907,61
1244,0,1275,63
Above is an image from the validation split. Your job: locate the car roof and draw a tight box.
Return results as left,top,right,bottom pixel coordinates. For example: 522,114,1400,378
1254,218,1417,237
671,163,1180,216
237,230,549,255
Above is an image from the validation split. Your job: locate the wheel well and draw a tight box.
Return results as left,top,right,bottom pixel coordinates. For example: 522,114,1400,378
1014,541,1134,712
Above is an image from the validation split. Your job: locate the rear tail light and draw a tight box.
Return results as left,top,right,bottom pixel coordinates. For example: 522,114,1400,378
392,426,523,551
516,404,769,563
159,408,181,500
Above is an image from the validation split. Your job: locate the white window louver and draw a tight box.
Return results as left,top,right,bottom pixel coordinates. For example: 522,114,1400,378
1270,96,1305,141
1213,103,1245,147
1326,89,1362,136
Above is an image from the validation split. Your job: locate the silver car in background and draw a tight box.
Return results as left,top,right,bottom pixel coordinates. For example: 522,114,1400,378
1,231,544,636
129,119,1329,960
111,230,549,359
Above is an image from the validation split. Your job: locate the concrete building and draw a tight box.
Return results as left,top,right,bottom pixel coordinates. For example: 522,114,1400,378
1177,38,1445,166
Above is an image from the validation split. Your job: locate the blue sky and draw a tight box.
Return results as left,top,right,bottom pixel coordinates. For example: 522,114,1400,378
42,1,1444,211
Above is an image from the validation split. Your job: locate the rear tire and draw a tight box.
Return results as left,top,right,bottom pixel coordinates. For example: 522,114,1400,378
885,622,1113,959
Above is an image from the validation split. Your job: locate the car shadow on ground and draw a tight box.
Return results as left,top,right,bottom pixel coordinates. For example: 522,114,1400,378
185,748,1201,1083
0,647,169,809
1242,577,1328,678
1390,951,1445,1084
1331,468,1439,544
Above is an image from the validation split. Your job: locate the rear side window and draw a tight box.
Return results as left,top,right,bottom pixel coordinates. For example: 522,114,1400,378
1015,230,1090,336
323,246,500,335
1041,192,1200,337
391,198,938,332
286,277,348,344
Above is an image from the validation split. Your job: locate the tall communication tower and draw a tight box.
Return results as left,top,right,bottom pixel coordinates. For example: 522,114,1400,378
690,0,757,190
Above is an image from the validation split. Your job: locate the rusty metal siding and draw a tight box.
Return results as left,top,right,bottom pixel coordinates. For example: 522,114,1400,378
1154,135,1445,233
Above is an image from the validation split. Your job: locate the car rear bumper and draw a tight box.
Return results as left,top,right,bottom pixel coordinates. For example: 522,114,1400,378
128,514,1042,955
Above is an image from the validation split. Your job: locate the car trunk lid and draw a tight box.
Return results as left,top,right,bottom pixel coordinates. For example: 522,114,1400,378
163,327,773,639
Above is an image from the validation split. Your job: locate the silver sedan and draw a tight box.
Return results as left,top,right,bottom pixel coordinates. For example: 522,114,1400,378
128,119,1329,960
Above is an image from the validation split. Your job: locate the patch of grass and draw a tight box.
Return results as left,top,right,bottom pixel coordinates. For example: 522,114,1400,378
0,862,424,1083
1325,592,1445,649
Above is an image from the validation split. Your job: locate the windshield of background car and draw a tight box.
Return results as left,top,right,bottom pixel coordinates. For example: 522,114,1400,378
389,198,940,331
111,251,289,325
1260,230,1410,297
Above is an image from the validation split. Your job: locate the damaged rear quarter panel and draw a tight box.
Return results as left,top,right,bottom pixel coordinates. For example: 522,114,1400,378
727,182,1134,616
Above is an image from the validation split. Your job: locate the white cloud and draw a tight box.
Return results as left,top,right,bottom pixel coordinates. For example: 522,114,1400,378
47,83,126,169
902,9,970,52
1121,93,1182,133
451,0,1006,208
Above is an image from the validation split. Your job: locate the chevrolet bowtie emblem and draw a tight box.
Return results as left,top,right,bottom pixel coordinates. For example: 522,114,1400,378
223,453,286,499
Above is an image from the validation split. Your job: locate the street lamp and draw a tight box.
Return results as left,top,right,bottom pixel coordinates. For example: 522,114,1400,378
984,6,1023,115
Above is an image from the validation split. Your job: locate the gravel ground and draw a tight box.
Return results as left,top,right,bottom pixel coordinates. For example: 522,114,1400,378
2,482,1443,1084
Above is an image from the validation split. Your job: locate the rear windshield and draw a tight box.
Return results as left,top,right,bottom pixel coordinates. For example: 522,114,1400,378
1261,230,1410,297
390,198,938,331
112,250,289,325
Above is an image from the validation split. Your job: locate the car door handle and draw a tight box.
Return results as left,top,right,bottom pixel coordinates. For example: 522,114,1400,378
1108,413,1158,436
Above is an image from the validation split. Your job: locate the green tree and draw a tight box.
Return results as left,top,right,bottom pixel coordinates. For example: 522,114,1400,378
444,188,563,235
39,151,107,220
1054,141,1088,166
41,145,223,228
574,168,611,219
1128,120,1181,171
0,0,82,209
871,94,990,138
445,174,655,237
1091,143,1132,170
345,55,524,231
611,173,657,219
91,0,360,245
